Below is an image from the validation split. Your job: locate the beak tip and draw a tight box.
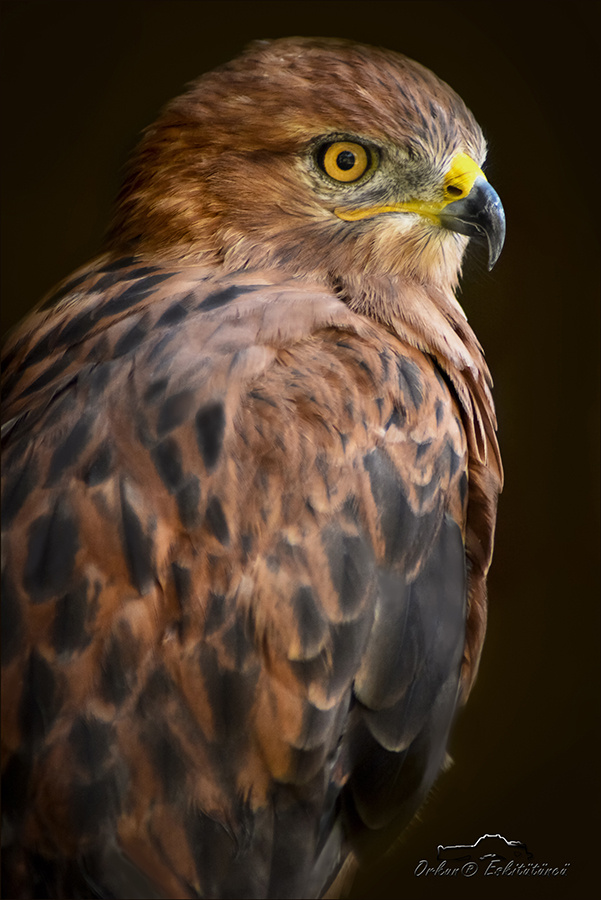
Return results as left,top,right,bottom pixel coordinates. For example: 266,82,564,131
486,202,506,270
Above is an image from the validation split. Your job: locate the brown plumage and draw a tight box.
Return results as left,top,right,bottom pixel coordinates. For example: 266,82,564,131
1,37,504,899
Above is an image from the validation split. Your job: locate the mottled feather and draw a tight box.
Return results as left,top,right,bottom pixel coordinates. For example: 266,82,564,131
1,36,503,900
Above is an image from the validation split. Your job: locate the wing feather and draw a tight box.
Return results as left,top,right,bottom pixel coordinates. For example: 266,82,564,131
3,260,474,897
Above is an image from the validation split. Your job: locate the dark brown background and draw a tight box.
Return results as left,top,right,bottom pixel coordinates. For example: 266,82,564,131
1,2,599,897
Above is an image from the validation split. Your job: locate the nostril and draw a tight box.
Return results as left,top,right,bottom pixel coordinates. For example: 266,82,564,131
446,184,464,198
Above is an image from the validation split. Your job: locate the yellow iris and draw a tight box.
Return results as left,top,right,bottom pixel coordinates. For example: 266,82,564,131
322,142,369,183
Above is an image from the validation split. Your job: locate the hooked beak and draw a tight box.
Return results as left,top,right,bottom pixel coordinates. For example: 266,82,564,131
439,176,506,270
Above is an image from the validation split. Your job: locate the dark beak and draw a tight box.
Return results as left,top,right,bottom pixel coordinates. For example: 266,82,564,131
439,176,506,270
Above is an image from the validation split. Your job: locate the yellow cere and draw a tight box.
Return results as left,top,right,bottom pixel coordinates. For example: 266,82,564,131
335,151,485,222
443,152,485,201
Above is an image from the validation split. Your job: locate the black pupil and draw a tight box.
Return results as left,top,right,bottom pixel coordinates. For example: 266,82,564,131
336,150,356,171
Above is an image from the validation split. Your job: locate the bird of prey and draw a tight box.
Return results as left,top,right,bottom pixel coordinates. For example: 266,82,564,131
1,37,504,900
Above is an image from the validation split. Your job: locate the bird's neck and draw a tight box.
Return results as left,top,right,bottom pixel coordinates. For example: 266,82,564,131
333,271,477,375
334,270,501,483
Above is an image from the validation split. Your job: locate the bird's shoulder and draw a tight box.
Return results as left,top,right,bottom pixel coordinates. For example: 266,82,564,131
2,255,468,515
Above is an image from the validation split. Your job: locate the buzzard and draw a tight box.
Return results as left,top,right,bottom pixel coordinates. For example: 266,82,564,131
1,37,504,899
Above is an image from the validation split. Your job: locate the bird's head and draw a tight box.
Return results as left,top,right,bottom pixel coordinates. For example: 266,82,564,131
108,36,504,297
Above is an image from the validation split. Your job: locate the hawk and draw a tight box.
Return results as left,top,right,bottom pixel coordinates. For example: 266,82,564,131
1,37,504,899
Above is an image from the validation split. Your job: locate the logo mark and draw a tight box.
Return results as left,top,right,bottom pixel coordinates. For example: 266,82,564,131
414,834,570,879
437,833,533,863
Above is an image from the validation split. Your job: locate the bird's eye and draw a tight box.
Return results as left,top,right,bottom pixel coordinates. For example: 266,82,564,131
318,141,371,183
